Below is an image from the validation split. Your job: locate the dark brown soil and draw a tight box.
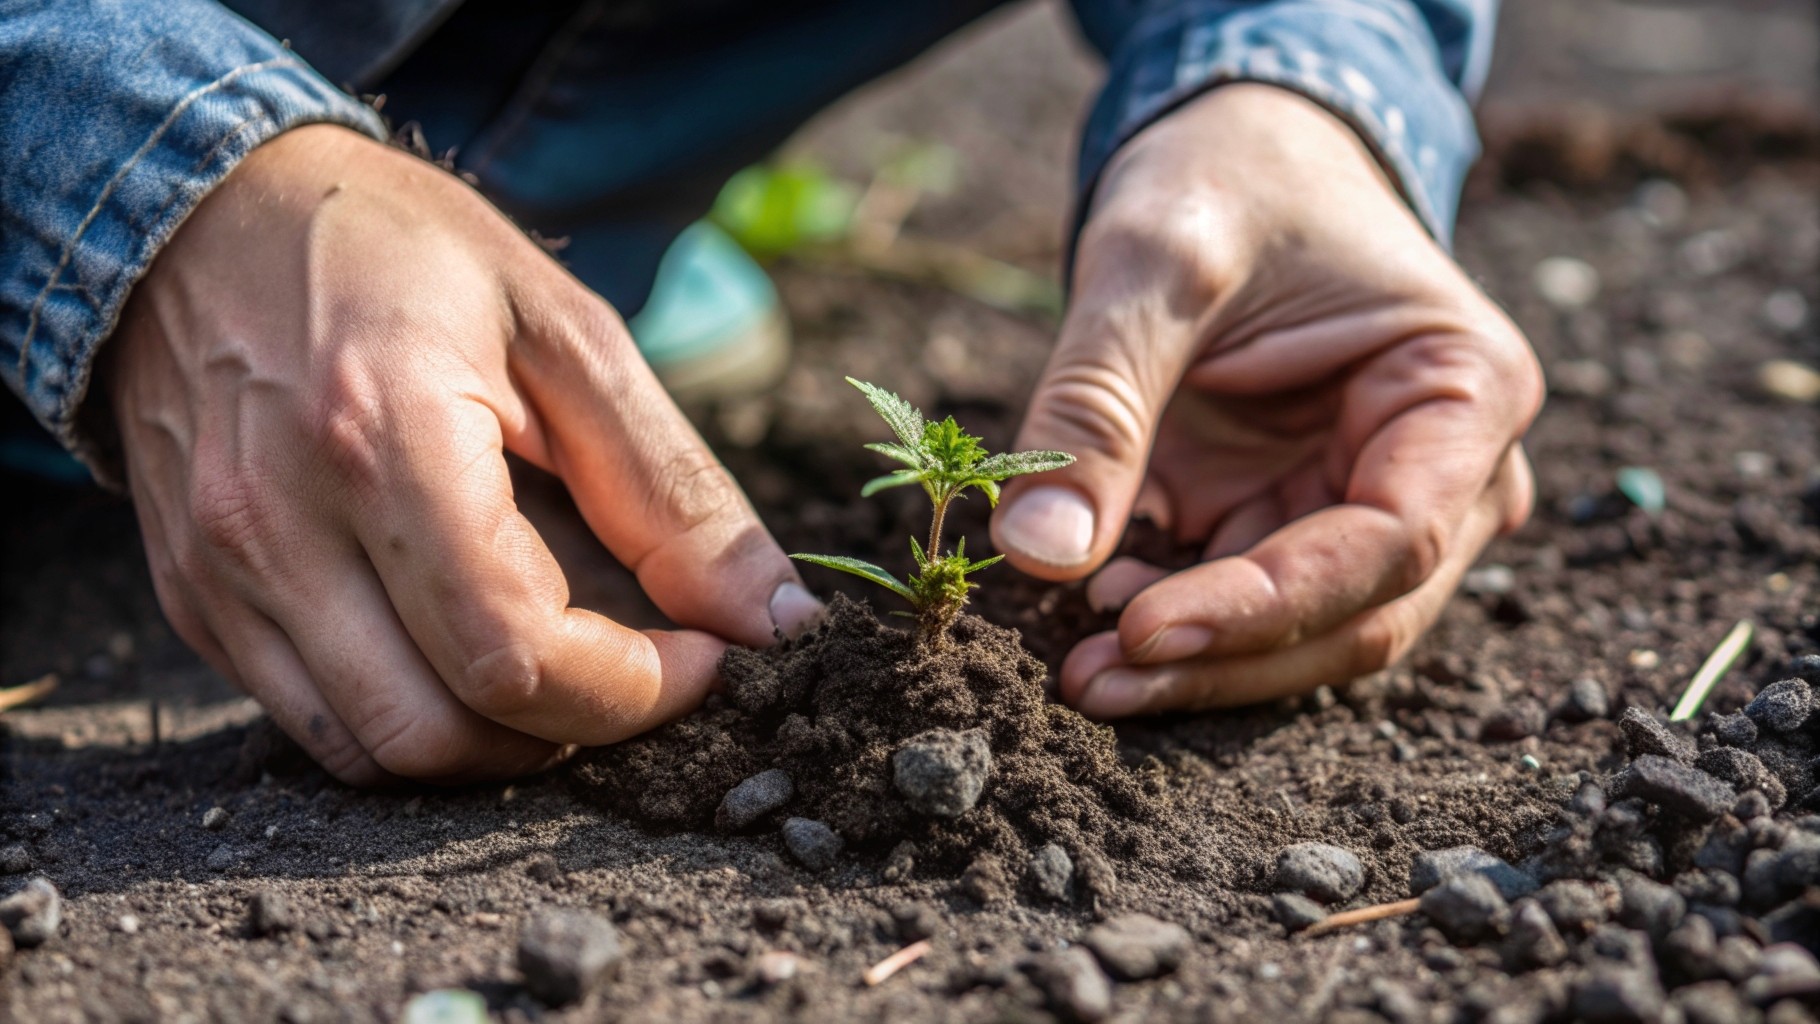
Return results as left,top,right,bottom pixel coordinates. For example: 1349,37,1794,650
4,3,1819,1022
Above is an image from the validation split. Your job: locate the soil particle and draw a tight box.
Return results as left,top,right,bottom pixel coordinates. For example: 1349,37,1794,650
890,902,939,942
1559,677,1613,723
0,845,30,875
1079,913,1190,981
1421,874,1511,943
1027,842,1073,902
1272,893,1328,933
0,878,60,948
781,818,843,871
754,949,803,987
516,908,624,1007
1484,698,1548,741
891,727,992,819
715,769,794,832
247,889,295,937
1274,842,1365,903
1711,712,1761,749
1028,946,1112,1023
1614,756,1736,821
202,806,230,831
1506,899,1570,968
1619,708,1696,764
1572,965,1669,1023
1411,846,1538,900
1745,679,1813,734
205,843,240,872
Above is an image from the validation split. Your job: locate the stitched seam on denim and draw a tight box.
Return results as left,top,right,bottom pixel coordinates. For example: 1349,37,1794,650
18,56,305,381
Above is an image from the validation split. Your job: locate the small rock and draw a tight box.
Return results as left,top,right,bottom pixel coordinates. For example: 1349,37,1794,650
1558,678,1611,722
1028,843,1074,903
0,845,31,875
0,878,61,948
892,729,992,818
1534,256,1601,310
116,914,139,935
1791,654,1820,685
202,806,231,831
1410,846,1537,900
751,899,793,931
1272,893,1328,934
1484,699,1547,742
1710,712,1760,749
1618,707,1694,764
1696,748,1783,807
516,909,624,1006
1663,913,1719,980
1572,966,1667,1023
524,853,563,885
754,950,802,987
1420,874,1509,944
400,989,489,1024
1028,946,1112,1023
1717,935,1764,983
1081,913,1191,981
247,889,294,937
1746,943,1820,1002
1275,842,1365,903
1675,869,1740,908
1761,360,1820,404
205,844,240,872
1463,564,1517,596
780,818,843,872
1618,876,1686,939
1552,359,1615,399
715,769,794,832
891,903,940,943
1672,981,1754,1024
961,855,1013,905
1746,679,1813,733
881,841,916,884
1616,756,1735,821
1506,899,1568,968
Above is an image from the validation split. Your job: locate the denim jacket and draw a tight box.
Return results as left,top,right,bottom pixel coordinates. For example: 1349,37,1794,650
0,0,1495,470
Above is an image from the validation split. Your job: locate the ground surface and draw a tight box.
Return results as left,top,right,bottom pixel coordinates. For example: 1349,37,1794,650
3,2,1819,1022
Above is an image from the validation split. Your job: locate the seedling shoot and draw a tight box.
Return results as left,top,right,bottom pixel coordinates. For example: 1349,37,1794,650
792,378,1074,641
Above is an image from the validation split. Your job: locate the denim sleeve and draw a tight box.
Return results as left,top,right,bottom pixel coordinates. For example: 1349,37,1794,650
1069,0,1498,244
1,0,387,468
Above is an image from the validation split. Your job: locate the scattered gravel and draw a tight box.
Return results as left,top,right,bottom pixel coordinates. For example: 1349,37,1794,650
202,806,230,831
891,728,992,819
1614,756,1736,821
1617,707,1695,764
1558,677,1611,722
1505,899,1569,968
715,769,794,832
1080,913,1190,981
1419,874,1509,944
1535,880,1610,935
1617,875,1686,939
1709,712,1758,749
0,878,61,948
1274,842,1364,903
1028,946,1112,1023
1271,893,1328,933
1572,966,1667,1023
1409,846,1537,900
1483,698,1547,741
780,818,844,872
517,909,624,1007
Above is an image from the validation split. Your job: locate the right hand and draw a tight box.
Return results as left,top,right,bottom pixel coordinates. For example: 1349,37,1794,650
106,124,820,785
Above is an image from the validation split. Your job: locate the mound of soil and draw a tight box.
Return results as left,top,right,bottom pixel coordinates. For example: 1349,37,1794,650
570,595,1181,900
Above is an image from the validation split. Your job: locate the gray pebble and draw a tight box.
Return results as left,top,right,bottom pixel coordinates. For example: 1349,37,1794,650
1028,946,1112,1023
0,878,61,948
1410,846,1537,900
715,769,794,832
1419,874,1509,944
1615,755,1735,821
891,728,991,818
517,908,624,1006
1275,842,1364,903
890,902,939,942
1571,966,1666,1023
0,845,31,875
1662,913,1718,981
1695,748,1783,808
1791,654,1820,685
1505,899,1568,968
1559,677,1611,722
1618,707,1694,764
1028,843,1074,903
1709,712,1758,749
1745,678,1812,733
1618,875,1686,939
202,806,230,831
1744,943,1820,1003
246,889,294,936
1672,980,1754,1024
1483,698,1547,741
1272,893,1327,933
780,817,843,872
1081,913,1191,980
205,844,240,872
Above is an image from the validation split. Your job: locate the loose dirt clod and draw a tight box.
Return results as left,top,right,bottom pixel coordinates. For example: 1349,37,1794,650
892,728,991,818
517,909,623,1007
1027,946,1112,1024
1080,914,1191,981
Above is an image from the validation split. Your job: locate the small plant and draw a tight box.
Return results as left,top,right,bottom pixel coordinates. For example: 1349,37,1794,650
792,378,1074,642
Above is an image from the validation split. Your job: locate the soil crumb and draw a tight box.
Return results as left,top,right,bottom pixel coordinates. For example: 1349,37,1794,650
570,595,1180,899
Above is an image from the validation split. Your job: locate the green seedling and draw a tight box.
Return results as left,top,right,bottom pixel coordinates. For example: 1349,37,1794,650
793,378,1074,642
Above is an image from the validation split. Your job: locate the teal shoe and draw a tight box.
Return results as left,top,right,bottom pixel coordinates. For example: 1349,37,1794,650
628,221,790,402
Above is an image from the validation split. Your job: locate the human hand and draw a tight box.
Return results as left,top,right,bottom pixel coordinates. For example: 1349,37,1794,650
990,85,1542,716
106,125,820,784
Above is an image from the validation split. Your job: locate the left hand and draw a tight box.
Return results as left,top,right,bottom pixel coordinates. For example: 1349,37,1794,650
989,84,1543,717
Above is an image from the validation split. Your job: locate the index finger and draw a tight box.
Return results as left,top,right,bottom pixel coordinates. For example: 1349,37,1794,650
347,394,722,745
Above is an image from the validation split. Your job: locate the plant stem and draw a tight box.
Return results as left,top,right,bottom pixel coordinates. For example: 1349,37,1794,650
927,490,952,560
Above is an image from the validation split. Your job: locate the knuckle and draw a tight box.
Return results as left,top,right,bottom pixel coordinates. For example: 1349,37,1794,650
458,641,544,720
650,447,743,536
364,712,474,780
187,470,282,571
307,374,389,502
1078,187,1239,305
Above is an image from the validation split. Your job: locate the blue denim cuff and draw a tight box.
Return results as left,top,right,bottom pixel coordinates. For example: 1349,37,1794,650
1078,0,1482,246
2,1,387,476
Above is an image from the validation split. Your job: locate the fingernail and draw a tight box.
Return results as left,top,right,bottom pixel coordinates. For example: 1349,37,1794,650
1078,668,1155,718
998,486,1095,567
769,582,826,641
1132,625,1213,664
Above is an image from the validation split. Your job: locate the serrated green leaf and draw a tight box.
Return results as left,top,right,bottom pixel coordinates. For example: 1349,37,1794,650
847,378,925,449
962,478,1002,507
861,469,928,497
864,441,928,469
963,554,1005,574
971,450,1075,481
790,554,914,601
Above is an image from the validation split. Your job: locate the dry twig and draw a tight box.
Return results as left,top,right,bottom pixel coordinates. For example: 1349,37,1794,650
0,673,58,714
1301,897,1421,938
863,939,932,986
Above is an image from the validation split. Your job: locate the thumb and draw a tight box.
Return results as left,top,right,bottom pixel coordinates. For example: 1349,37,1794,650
991,237,1201,580
511,289,821,647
